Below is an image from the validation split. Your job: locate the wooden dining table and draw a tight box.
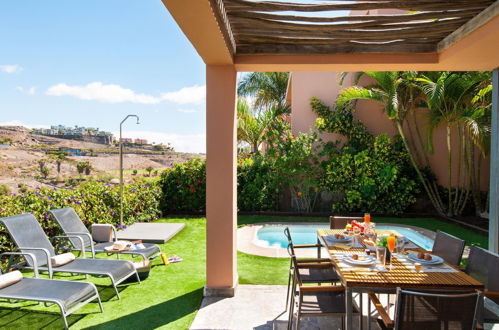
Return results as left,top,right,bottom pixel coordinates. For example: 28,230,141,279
317,228,484,330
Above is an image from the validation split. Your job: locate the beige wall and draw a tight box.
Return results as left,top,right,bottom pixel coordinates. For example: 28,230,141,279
289,72,490,190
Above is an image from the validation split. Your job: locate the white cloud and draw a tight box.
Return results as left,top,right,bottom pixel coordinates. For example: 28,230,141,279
114,130,205,153
0,65,23,74
15,86,37,95
176,108,198,113
45,82,206,106
161,85,205,105
46,82,161,104
0,120,49,129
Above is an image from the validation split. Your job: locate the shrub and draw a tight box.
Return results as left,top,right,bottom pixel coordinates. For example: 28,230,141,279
0,184,10,196
17,183,27,193
76,161,91,175
159,158,206,213
159,157,281,213
311,97,419,214
237,157,279,211
0,181,161,251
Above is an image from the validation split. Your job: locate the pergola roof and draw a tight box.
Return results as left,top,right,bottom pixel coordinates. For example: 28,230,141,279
163,0,499,71
215,0,497,55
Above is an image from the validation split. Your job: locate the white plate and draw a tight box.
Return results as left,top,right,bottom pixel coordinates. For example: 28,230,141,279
325,235,352,244
343,255,377,266
407,253,444,265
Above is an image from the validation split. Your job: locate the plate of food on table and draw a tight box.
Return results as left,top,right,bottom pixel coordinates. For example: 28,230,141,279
407,252,444,265
342,253,377,266
325,233,352,244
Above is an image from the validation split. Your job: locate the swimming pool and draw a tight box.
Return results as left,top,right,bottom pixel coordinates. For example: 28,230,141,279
255,224,435,251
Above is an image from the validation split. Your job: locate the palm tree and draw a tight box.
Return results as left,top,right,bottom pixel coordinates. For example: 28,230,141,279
237,72,290,115
336,71,446,215
237,98,275,154
416,71,487,215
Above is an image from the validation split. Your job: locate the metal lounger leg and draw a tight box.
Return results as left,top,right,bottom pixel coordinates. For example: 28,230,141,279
110,278,121,300
135,271,141,283
55,302,69,330
97,294,104,313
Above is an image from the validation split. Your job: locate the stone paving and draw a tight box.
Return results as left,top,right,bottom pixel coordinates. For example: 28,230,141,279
190,285,365,330
191,285,499,329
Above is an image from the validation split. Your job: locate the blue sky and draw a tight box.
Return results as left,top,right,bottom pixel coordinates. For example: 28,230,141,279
0,1,206,152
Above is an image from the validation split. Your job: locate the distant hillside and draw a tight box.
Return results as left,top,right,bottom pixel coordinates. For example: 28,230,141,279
0,125,204,193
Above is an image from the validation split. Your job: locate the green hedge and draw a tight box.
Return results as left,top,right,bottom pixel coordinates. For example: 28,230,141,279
0,181,161,251
159,157,280,213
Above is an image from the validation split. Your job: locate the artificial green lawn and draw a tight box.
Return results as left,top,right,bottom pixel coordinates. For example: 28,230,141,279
0,215,487,329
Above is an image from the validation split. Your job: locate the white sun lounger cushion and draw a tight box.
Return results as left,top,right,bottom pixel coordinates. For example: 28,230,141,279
50,252,76,267
91,224,114,243
0,270,23,289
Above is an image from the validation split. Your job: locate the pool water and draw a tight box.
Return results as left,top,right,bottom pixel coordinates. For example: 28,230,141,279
255,224,434,251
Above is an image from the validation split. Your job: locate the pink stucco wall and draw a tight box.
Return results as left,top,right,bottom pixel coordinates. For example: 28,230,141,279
289,72,490,190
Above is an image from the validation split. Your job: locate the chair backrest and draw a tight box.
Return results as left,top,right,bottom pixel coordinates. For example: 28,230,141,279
465,245,499,294
431,230,465,266
329,216,363,229
394,288,480,330
284,227,296,257
289,254,303,286
0,214,56,267
49,207,92,248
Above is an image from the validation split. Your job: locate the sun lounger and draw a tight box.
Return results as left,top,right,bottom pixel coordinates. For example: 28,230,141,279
0,214,139,299
0,251,102,329
49,207,160,260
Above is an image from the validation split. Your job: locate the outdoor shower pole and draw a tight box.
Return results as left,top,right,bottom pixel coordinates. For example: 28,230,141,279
119,114,140,227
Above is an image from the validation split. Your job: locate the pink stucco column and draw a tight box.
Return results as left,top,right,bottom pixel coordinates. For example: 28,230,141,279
204,65,238,296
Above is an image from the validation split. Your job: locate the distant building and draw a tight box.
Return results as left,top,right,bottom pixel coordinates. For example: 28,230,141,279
32,124,114,145
120,138,133,143
134,138,148,145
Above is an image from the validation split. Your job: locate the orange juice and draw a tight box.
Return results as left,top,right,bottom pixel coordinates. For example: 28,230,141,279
364,213,371,223
387,236,396,253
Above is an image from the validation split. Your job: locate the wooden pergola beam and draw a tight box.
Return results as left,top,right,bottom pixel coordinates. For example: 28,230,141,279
438,0,499,52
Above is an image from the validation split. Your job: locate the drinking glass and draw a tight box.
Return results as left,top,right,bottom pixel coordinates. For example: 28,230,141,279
376,246,386,271
364,213,371,223
387,236,396,271
396,236,406,255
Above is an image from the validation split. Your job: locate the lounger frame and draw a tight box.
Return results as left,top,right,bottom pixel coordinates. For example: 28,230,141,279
0,252,103,329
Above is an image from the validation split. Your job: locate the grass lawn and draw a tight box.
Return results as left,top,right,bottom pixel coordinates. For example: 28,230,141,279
0,215,487,329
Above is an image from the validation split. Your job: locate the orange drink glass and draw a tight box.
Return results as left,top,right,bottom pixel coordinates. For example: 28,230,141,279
387,236,396,270
387,236,396,252
364,213,371,223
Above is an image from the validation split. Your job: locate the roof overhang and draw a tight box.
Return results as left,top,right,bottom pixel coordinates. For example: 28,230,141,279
162,0,499,71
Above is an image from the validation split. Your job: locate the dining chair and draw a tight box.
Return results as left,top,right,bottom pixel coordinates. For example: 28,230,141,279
431,230,465,266
368,288,481,330
284,227,340,312
288,253,360,330
465,245,499,324
329,216,363,229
